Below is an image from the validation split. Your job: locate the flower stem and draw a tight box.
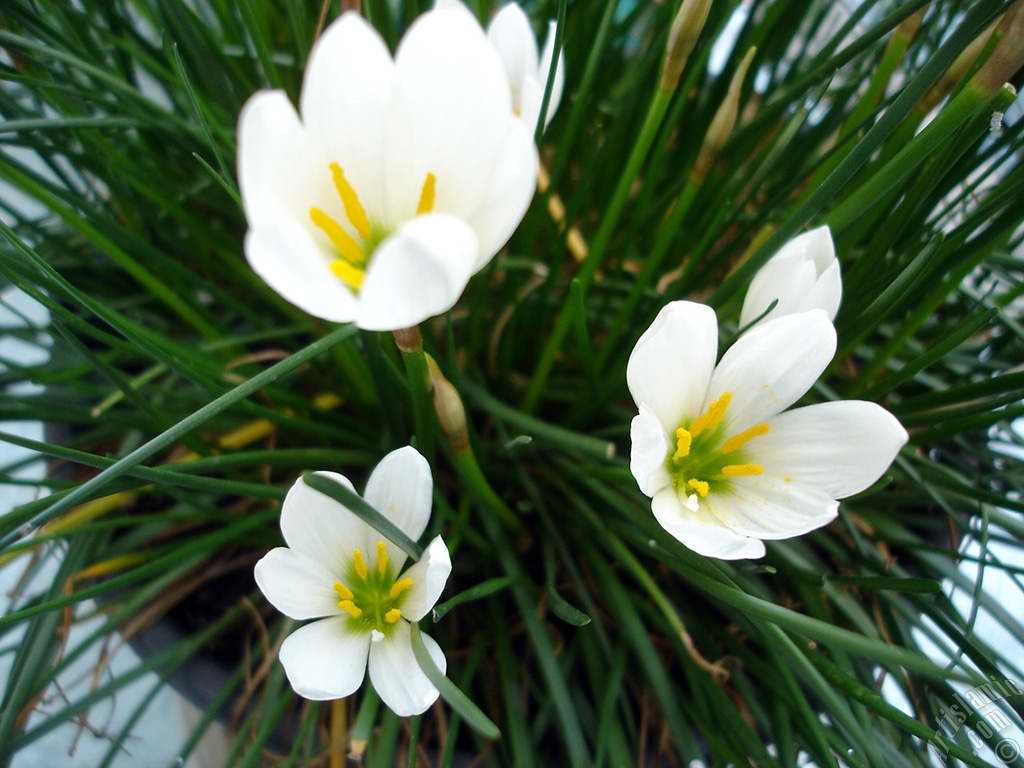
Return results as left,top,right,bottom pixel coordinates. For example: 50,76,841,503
522,88,675,414
393,326,435,464
329,698,346,768
451,443,528,538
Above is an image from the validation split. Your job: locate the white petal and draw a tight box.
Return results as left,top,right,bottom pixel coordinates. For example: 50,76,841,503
356,214,478,331
707,310,836,433
626,301,718,432
368,621,445,716
396,6,514,218
798,258,842,320
300,13,417,225
254,548,341,620
237,90,318,225
651,487,765,560
488,3,540,112
362,446,434,572
796,225,837,275
280,471,369,576
279,616,371,701
704,477,838,540
630,404,672,497
462,117,538,265
537,20,566,128
397,536,452,621
747,400,908,499
739,254,816,328
244,218,358,323
518,76,544,136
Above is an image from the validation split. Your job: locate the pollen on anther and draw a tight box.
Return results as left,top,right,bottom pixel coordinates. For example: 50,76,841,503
687,478,710,497
311,207,364,267
376,541,389,575
384,608,402,623
390,578,413,599
329,258,364,291
353,549,368,579
674,428,692,459
333,581,354,600
690,392,732,436
722,463,764,477
416,173,436,215
330,163,371,238
720,423,770,454
338,599,363,618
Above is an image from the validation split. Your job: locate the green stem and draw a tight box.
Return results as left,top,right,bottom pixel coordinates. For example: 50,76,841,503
522,88,676,413
394,327,436,464
451,444,526,537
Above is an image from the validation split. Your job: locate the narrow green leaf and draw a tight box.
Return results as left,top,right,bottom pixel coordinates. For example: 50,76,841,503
409,623,500,740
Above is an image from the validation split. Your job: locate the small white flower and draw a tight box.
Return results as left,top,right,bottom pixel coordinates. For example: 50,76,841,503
486,3,565,130
238,8,537,331
254,447,452,715
739,226,842,329
628,301,907,560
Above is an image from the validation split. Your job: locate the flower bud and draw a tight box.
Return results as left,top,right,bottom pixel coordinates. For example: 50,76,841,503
971,1,1024,97
426,354,469,453
660,0,714,93
691,46,756,184
739,226,841,329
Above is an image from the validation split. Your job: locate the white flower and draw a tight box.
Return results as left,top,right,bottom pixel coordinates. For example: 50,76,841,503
486,3,565,130
628,301,907,560
739,226,842,329
238,8,537,331
254,447,452,715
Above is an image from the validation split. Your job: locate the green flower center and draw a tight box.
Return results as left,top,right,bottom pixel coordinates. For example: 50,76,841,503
333,540,413,635
667,392,769,504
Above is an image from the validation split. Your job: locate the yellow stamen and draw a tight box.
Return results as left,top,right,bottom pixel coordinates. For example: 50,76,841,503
690,392,732,436
311,207,364,266
338,600,363,618
390,578,414,599
416,173,436,215
353,549,368,579
674,428,692,459
687,478,710,497
330,163,371,238
377,541,388,575
720,423,770,454
333,581,354,600
384,608,402,623
329,258,365,290
722,463,764,477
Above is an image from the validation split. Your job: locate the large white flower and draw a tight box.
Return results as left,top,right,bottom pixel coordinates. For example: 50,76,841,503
254,447,452,715
486,3,565,130
628,301,907,560
739,226,842,329
238,8,537,331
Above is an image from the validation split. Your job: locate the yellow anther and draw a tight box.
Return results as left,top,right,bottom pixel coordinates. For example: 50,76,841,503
384,608,402,624
338,600,363,618
690,392,732,436
389,578,414,599
687,478,710,497
353,549,368,579
330,163,371,238
311,207,364,267
674,428,692,459
333,581,354,600
416,172,436,215
722,463,764,477
720,423,770,455
377,541,388,575
329,258,365,290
